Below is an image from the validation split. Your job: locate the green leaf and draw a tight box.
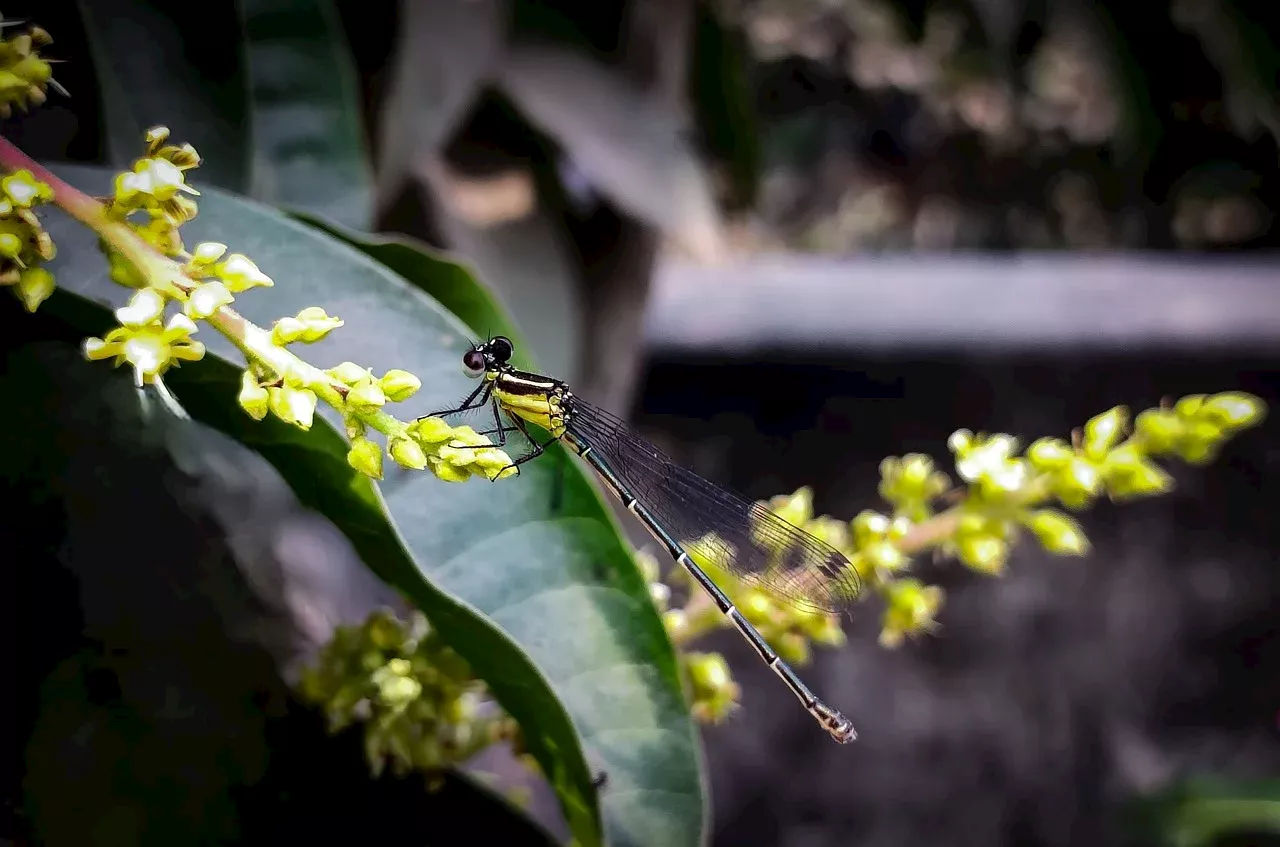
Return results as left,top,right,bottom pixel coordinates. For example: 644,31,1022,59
1130,777,1280,847
43,163,705,847
236,0,374,229
0,327,564,846
78,0,251,191
288,211,535,370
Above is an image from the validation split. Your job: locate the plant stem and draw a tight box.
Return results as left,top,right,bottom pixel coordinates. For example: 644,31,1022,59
897,507,961,554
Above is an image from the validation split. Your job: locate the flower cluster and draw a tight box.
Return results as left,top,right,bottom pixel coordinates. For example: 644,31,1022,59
71,127,515,481
0,20,61,119
83,287,205,381
639,392,1267,721
0,169,56,312
298,609,517,777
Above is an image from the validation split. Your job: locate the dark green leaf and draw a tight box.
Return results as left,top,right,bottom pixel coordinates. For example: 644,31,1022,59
1130,777,1280,847
288,211,535,370
236,0,374,229
0,323,560,847
43,163,705,847
78,0,251,191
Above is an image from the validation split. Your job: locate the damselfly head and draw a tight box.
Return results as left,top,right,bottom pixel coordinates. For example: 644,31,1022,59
487,336,514,363
462,335,516,378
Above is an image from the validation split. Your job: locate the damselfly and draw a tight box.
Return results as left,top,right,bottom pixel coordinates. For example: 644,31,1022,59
425,336,862,743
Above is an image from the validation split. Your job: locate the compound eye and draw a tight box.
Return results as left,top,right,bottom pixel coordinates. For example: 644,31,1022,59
489,336,514,363
462,349,487,378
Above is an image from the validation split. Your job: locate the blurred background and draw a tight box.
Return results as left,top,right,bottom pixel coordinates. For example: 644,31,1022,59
8,0,1280,845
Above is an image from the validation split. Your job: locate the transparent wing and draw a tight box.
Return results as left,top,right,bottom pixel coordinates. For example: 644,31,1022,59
567,399,862,614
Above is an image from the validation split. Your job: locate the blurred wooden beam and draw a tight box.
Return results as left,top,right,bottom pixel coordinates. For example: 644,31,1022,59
644,253,1280,354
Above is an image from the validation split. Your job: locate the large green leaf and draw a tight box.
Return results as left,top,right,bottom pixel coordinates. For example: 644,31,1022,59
0,321,560,847
288,211,535,370
236,0,374,229
42,164,705,847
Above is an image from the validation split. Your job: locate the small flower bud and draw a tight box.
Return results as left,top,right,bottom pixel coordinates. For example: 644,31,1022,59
427,457,471,482
1022,509,1089,555
879,578,943,648
238,371,269,420
1174,394,1206,419
379,369,422,402
956,533,1008,574
661,608,688,638
272,306,343,345
1052,457,1102,509
1134,409,1183,454
115,287,166,326
409,416,454,444
0,231,21,259
144,126,171,152
739,589,775,626
188,241,228,270
16,266,53,312
389,436,428,470
347,435,384,479
1107,456,1174,499
1171,421,1221,465
1082,406,1129,459
767,488,813,527
862,540,907,572
269,385,317,430
687,652,735,697
635,550,662,584
648,581,671,610
327,361,370,385
776,632,811,665
104,249,145,288
184,280,233,319
216,253,273,292
947,429,974,454
852,509,891,547
346,377,387,409
1202,392,1266,430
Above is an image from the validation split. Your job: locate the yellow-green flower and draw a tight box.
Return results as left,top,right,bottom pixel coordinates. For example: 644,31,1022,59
0,26,60,118
0,265,54,312
684,651,740,724
268,384,317,430
879,453,950,520
950,430,1031,499
879,578,943,648
83,310,205,384
237,370,270,420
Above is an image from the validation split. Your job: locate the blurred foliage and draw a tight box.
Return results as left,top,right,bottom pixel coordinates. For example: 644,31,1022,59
713,0,1280,252
1130,776,1280,847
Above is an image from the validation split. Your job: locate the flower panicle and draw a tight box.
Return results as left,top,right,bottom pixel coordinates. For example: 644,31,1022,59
68,127,516,485
0,20,63,119
298,609,516,778
647,391,1266,724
